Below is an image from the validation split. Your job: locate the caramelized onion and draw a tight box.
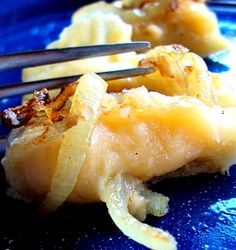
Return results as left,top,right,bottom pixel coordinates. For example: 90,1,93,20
1,89,50,128
1,82,78,128
139,45,216,106
102,174,177,250
40,73,107,213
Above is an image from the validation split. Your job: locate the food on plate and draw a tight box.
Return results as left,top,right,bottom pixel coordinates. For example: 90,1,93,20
1,0,234,249
23,0,230,83
71,0,229,56
2,45,236,250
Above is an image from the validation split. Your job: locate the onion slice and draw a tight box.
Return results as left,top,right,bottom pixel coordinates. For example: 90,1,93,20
40,73,107,213
102,174,177,250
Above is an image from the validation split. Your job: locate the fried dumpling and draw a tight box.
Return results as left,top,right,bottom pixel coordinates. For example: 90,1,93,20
2,72,236,249
23,0,230,83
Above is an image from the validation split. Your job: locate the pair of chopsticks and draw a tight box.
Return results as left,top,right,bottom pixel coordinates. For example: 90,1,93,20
0,42,153,99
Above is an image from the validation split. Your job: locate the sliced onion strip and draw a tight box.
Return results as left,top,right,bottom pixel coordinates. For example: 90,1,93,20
40,73,107,213
102,174,177,250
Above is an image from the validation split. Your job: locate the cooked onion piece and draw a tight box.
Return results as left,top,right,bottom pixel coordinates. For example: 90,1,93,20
109,45,234,108
40,73,107,213
102,174,177,250
3,79,236,248
139,45,216,106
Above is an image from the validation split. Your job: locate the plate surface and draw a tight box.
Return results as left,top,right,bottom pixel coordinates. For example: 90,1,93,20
0,1,236,250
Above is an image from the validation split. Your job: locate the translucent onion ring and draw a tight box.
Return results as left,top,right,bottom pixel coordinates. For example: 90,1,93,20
40,73,107,213
102,174,177,250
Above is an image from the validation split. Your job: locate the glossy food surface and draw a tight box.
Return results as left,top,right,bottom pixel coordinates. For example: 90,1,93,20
0,1,235,250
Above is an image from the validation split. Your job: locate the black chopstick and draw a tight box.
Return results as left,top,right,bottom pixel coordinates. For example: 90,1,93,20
0,67,154,99
0,42,150,72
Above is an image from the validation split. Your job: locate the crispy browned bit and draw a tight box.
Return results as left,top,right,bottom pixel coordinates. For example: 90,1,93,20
49,82,77,111
1,81,77,129
1,89,50,128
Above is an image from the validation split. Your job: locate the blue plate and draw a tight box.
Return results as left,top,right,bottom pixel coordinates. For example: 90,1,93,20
0,1,236,250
